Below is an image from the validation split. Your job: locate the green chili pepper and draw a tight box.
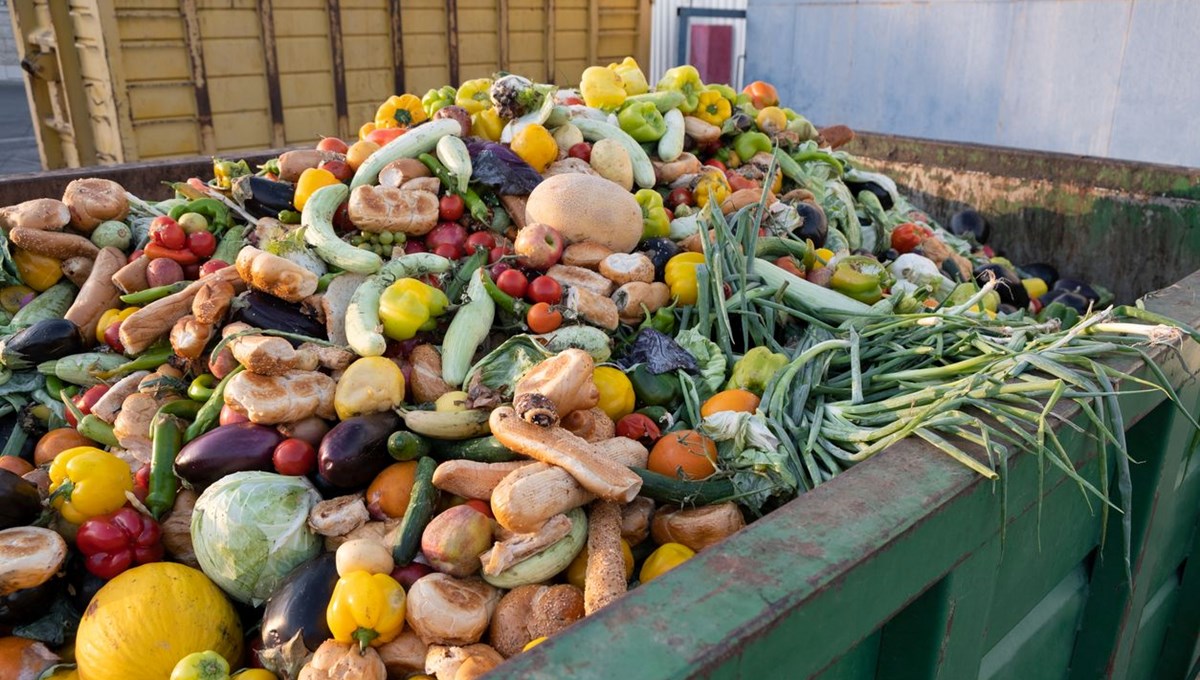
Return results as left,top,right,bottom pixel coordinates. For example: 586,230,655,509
733,131,773,162
641,301,677,335
792,149,844,176
146,399,203,519
278,209,302,224
317,271,343,293
78,414,119,447
480,270,528,316
445,248,488,304
184,365,244,442
188,374,217,402
95,344,174,380
119,281,189,306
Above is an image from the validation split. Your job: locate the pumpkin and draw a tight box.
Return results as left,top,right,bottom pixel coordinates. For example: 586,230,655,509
75,563,243,680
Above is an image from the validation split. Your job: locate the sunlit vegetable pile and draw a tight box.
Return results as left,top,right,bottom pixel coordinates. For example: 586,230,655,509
0,58,1196,680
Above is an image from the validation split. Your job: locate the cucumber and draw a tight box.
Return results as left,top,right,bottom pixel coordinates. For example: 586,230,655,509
571,118,656,189
434,436,523,463
387,431,431,461
345,253,453,356
441,269,495,387
351,119,461,189
633,467,736,506
657,108,685,162
392,455,438,565
301,183,382,274
436,135,472,194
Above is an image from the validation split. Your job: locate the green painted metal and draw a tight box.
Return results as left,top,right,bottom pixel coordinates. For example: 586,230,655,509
493,134,1200,679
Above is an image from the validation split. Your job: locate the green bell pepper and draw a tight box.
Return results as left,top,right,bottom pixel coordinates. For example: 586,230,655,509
830,255,890,304
169,197,232,234
635,189,670,239
655,65,705,114
733,131,772,163
422,85,457,117
629,364,681,407
706,83,737,103
726,347,788,396
617,101,668,142
1038,301,1080,328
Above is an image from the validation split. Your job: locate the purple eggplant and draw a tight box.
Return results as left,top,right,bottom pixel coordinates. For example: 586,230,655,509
175,422,282,489
317,412,399,489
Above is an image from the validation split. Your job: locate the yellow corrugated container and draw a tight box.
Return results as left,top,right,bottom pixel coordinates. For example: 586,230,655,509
7,0,651,169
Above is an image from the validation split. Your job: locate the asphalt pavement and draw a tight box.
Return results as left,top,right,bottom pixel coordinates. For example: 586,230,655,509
0,80,42,175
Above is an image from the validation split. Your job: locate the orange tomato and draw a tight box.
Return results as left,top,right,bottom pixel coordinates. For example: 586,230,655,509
742,81,779,109
700,389,761,418
34,428,94,466
366,461,419,519
346,140,380,170
647,429,717,480
0,456,33,476
526,302,563,333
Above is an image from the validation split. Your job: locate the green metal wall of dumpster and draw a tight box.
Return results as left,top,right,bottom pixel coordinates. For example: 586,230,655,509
488,135,1200,679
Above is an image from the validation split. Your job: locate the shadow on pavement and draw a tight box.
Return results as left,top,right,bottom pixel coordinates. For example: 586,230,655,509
0,80,43,175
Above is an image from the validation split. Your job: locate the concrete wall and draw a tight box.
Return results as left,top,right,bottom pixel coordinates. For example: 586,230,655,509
0,0,20,81
745,0,1200,169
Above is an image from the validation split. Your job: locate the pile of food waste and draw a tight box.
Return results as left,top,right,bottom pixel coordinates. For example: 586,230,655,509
0,58,1193,680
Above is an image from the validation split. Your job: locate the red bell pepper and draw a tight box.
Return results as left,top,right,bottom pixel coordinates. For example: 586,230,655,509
615,413,662,448
891,223,934,254
75,507,164,579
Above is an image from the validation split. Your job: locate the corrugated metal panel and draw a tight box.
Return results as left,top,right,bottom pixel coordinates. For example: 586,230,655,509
650,0,746,86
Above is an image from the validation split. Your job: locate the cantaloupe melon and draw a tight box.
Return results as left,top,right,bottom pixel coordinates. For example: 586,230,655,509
525,174,643,253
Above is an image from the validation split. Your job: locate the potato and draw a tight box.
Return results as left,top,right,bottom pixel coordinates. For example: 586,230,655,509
146,257,184,288
588,139,633,191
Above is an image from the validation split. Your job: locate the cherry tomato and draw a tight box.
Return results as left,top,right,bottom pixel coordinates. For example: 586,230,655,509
433,244,462,260
495,268,528,298
668,187,694,209
704,158,727,172
526,302,562,333
464,499,494,518
465,231,496,253
103,321,125,354
187,231,217,259
273,438,317,476
567,143,592,162
219,404,249,426
199,259,230,277
439,194,466,222
319,159,353,182
366,127,406,146
149,216,186,250
526,275,562,304
316,136,349,154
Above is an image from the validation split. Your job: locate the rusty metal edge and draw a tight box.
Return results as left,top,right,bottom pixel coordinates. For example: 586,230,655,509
180,0,216,156
257,0,286,148
326,0,349,140
446,0,460,85
848,132,1200,200
390,0,406,94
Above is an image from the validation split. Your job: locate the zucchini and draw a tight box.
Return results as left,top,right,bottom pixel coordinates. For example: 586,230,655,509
571,118,656,189
344,253,452,357
0,319,83,370
392,456,438,564
435,135,472,194
441,269,495,387
482,507,587,588
351,119,461,189
9,282,75,330
387,431,431,461
302,183,382,274
434,436,523,463
657,108,685,162
633,467,737,506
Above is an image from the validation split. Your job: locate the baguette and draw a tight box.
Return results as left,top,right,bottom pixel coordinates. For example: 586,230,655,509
584,500,626,614
9,227,99,260
64,247,124,344
431,460,533,500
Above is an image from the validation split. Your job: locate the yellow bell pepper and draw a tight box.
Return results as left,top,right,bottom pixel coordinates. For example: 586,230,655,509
379,278,449,341
694,90,732,126
470,107,504,142
375,94,428,129
639,542,695,582
656,65,705,113
693,168,731,209
13,248,62,292
49,446,133,524
456,78,494,115
592,366,635,421
96,306,139,344
294,167,341,211
664,252,706,306
755,106,787,135
510,123,558,172
334,356,406,420
327,570,407,651
579,66,627,111
358,121,377,141
608,57,648,96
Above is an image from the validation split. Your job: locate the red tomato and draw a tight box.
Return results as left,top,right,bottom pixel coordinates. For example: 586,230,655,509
891,223,933,254
615,413,662,446
495,269,529,298
187,231,217,259
319,159,353,182
149,216,186,250
426,221,468,252
133,464,151,502
527,275,562,304
68,384,109,428
433,244,462,260
465,231,496,253
668,187,694,209
464,499,494,518
704,158,727,172
199,259,229,277
567,143,592,162
317,136,349,154
439,194,466,221
664,207,674,222
103,321,124,354
366,127,406,146
273,438,317,476
219,404,249,426
526,302,562,333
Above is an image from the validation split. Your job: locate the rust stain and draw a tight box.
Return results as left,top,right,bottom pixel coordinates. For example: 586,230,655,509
257,0,285,148
446,0,460,85
326,0,349,139
390,0,406,93
180,0,215,155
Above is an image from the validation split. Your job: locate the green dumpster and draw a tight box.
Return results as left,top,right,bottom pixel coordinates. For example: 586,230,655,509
489,134,1200,680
